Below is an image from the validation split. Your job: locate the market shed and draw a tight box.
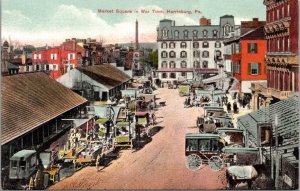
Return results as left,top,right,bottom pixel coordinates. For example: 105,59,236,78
237,95,299,189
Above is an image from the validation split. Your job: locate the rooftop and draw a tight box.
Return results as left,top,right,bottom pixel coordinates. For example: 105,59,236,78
1,72,87,145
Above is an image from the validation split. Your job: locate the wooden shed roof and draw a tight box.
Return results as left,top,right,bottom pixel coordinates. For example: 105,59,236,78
1,72,87,145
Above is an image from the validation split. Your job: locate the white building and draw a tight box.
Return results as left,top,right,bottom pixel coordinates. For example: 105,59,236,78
156,15,239,82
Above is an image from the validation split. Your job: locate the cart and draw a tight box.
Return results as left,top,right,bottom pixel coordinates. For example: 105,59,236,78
114,121,135,149
185,133,225,171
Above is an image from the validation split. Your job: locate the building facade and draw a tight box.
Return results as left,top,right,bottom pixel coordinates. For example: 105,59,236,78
31,48,78,79
251,0,298,110
156,15,238,82
225,27,268,94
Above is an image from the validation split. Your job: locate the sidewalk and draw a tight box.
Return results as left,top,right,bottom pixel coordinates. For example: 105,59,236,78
222,94,253,128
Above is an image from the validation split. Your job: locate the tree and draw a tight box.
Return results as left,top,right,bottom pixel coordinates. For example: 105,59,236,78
149,49,158,69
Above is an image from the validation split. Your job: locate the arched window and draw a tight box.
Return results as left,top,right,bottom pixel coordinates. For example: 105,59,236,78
193,30,198,37
161,51,168,58
224,25,231,36
203,30,208,37
180,51,187,58
202,51,209,58
202,61,208,68
161,61,167,68
215,41,221,48
193,42,199,48
169,51,176,58
162,28,168,38
170,73,176,79
213,30,218,38
169,61,176,68
193,61,201,68
202,41,209,48
180,42,187,48
193,51,200,58
174,31,179,38
183,30,189,38
161,42,167,49
169,42,176,49
181,61,187,68
162,73,167,78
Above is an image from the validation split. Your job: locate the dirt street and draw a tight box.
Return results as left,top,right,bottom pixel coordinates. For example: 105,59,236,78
49,88,227,190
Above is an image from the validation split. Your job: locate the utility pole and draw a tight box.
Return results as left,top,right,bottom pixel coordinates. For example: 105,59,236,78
274,114,279,189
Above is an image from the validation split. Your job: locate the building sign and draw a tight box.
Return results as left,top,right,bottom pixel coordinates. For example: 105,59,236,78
283,174,293,187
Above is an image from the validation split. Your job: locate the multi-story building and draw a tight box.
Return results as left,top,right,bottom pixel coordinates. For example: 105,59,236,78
251,0,298,110
223,18,266,75
31,48,78,79
224,26,267,94
156,15,238,82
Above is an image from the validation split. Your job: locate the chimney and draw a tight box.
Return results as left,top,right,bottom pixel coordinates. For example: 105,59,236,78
173,21,176,26
21,50,27,65
200,16,211,26
253,18,259,22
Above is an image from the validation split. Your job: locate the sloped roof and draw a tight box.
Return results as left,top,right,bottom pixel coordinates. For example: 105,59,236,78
238,95,299,165
1,72,87,145
77,64,131,89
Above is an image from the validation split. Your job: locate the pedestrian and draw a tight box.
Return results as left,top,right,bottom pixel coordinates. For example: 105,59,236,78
151,113,156,125
233,101,238,113
227,102,231,112
187,97,191,106
242,98,246,108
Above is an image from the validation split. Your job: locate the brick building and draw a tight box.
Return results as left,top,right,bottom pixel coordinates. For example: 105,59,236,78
251,0,298,110
31,48,78,79
225,27,267,94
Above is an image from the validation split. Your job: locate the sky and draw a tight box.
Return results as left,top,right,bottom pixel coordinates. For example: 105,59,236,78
2,0,266,46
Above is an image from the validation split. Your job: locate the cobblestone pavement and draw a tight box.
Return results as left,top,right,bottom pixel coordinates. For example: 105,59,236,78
49,88,227,190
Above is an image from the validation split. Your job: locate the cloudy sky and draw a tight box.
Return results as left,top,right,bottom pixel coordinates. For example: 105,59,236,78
2,0,265,46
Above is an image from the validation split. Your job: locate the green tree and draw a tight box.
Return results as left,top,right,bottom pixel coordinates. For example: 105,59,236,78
149,49,158,69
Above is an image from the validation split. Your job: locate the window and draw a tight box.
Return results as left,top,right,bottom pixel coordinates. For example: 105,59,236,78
248,43,257,53
180,42,187,48
162,28,168,38
169,51,176,58
193,51,200,58
277,39,280,51
213,30,218,38
258,124,272,146
248,62,261,75
282,38,285,51
161,61,167,68
170,72,176,79
53,64,57,70
181,72,186,77
193,30,198,37
169,61,176,68
193,42,199,48
277,9,279,19
215,41,221,48
162,73,167,78
161,42,168,49
68,53,75,60
194,61,200,68
202,41,209,48
180,51,187,58
46,65,49,71
282,6,285,18
224,25,231,36
174,31,179,38
183,30,189,39
70,64,74,70
287,3,290,16
34,54,37,59
203,30,208,37
51,53,57,60
161,51,168,58
26,65,29,72
169,42,175,49
215,50,222,60
202,51,209,58
287,37,290,51
202,61,208,68
181,61,187,68
36,65,40,71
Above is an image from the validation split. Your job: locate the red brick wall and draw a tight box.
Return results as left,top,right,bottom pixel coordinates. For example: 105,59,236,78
290,0,299,54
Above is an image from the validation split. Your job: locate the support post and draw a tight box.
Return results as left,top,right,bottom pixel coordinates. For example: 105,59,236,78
275,114,279,189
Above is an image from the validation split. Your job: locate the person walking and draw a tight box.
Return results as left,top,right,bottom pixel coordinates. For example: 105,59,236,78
227,102,231,112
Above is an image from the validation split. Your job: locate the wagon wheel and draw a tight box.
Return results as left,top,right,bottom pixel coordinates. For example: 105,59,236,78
208,156,224,171
185,154,202,171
